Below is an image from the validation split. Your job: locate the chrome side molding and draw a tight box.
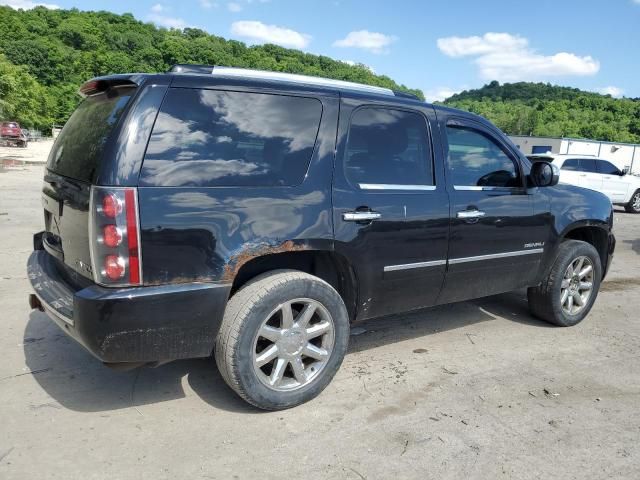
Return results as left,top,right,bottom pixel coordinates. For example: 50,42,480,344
448,248,544,265
383,248,544,272
384,260,447,272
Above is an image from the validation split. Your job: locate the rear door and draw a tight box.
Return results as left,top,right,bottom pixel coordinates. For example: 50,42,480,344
437,116,546,304
332,97,449,320
597,160,629,203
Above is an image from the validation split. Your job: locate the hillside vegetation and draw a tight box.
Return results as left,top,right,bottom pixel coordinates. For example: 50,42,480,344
444,81,640,144
1,7,638,145
0,6,422,130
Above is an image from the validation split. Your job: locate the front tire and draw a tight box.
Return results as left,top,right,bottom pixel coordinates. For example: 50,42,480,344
624,189,640,214
528,240,602,327
215,270,350,410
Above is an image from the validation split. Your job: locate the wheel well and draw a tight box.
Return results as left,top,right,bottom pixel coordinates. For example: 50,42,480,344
229,251,358,321
563,226,608,271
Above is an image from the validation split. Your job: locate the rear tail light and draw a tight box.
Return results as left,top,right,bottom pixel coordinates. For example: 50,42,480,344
89,186,142,286
101,193,122,218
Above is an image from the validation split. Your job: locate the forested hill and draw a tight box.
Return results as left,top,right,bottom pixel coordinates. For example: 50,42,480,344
0,6,422,130
2,6,638,144
443,81,640,143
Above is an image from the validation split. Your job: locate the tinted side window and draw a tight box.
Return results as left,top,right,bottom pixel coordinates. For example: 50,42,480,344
597,160,619,175
446,126,519,187
344,107,433,187
140,88,322,187
561,159,580,171
580,159,598,173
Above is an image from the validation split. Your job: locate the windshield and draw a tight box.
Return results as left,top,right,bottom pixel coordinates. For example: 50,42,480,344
47,87,134,182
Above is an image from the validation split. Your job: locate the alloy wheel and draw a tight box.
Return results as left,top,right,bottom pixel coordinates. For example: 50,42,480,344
560,256,594,315
252,298,335,391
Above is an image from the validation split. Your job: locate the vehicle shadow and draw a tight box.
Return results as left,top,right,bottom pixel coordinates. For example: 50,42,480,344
23,290,551,413
348,289,550,354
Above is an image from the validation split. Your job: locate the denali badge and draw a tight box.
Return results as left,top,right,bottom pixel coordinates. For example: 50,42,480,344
524,242,545,249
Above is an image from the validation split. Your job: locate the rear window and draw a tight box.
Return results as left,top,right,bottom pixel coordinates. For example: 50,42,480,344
139,88,322,187
47,87,134,182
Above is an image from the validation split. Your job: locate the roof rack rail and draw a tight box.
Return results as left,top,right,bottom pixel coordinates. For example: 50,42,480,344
392,90,421,100
209,66,395,96
168,64,215,74
167,65,422,100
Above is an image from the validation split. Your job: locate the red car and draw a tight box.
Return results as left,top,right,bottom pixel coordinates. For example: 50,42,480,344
1,121,28,147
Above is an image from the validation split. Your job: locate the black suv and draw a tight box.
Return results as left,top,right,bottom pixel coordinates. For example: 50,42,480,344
28,65,615,410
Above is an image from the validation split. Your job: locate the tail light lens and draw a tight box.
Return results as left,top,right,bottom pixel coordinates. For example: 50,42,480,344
89,186,142,286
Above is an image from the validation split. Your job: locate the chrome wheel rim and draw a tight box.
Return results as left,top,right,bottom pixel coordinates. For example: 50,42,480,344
252,298,335,392
633,193,640,211
560,256,594,315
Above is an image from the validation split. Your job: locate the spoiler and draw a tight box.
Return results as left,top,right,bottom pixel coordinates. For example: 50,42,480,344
78,75,144,97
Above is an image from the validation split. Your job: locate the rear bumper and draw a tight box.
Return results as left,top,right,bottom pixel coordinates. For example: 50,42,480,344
28,249,231,363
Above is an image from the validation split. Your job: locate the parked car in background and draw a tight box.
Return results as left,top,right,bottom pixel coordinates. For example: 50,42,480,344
0,121,28,147
529,153,640,213
28,66,615,410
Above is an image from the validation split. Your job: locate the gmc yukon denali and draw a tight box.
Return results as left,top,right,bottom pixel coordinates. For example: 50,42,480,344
28,65,616,410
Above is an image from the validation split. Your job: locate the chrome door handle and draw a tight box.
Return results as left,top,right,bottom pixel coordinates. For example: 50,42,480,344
579,174,587,177
457,210,486,219
343,211,382,222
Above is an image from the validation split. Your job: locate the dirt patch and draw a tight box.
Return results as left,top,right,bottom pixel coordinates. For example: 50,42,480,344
601,277,640,292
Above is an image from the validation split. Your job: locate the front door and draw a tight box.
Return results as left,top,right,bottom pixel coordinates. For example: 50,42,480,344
332,98,450,320
598,160,629,203
437,117,547,304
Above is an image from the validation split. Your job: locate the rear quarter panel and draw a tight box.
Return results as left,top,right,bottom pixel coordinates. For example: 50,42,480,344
137,95,339,285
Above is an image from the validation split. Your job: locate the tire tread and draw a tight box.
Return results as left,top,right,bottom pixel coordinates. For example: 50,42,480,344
527,240,601,327
215,270,344,409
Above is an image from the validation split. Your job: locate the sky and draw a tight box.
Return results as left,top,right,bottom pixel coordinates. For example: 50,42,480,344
3,0,640,101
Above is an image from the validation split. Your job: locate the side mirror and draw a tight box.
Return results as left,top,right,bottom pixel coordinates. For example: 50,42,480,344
620,167,628,176
530,161,559,187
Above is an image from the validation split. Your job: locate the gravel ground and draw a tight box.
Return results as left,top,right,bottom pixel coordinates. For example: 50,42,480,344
0,140,53,166
1,164,639,480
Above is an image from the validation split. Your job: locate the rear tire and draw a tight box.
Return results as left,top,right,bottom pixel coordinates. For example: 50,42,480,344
528,240,602,327
215,270,350,410
624,189,640,213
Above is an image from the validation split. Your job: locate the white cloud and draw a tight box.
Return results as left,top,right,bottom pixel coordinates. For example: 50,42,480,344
437,32,599,81
231,20,311,49
147,12,187,29
333,30,397,54
227,2,242,12
150,3,164,13
0,0,59,9
424,87,463,103
199,0,217,7
597,86,624,98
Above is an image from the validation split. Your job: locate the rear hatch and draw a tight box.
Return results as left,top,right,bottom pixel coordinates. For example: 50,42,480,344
42,83,136,281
